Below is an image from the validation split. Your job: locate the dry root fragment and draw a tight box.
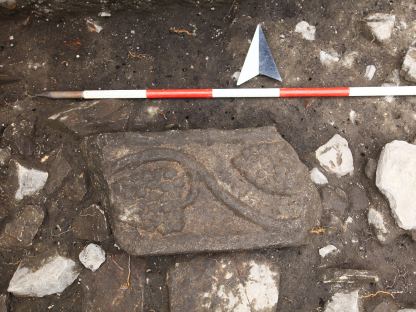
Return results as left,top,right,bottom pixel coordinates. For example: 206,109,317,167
169,27,195,36
310,227,326,235
360,290,402,299
128,51,153,60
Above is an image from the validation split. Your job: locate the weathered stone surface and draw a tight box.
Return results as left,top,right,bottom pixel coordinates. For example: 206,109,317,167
80,254,145,312
79,243,106,272
167,254,280,312
376,141,416,230
320,186,349,225
364,13,395,43
0,147,11,166
310,167,328,185
72,204,109,242
0,205,44,248
316,134,354,177
44,148,71,194
401,45,416,83
372,301,399,312
60,172,87,203
295,21,316,41
319,245,339,258
3,119,35,156
83,127,321,255
49,100,133,136
324,290,361,312
365,158,377,181
8,253,80,297
0,294,7,312
13,161,48,201
322,269,380,288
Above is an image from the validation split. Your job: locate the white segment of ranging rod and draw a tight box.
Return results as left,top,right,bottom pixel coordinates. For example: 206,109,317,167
349,86,416,96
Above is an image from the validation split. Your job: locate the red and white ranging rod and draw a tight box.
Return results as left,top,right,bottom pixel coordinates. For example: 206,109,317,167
39,86,416,99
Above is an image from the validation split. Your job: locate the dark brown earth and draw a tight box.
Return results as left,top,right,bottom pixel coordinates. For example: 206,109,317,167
1,0,416,311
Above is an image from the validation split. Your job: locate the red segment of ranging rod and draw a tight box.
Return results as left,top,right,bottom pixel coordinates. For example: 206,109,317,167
146,89,213,98
279,87,350,97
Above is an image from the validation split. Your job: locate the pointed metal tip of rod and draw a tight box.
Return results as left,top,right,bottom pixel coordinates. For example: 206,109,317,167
35,92,51,98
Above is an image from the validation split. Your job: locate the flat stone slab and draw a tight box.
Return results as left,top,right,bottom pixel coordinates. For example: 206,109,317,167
83,127,321,255
167,254,280,312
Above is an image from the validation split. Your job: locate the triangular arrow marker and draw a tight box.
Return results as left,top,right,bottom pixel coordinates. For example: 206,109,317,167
237,24,282,86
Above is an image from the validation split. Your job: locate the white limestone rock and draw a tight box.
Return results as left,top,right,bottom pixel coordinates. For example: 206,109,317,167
401,46,416,83
315,134,354,177
8,255,79,297
0,147,11,166
79,243,106,272
364,65,376,80
376,141,416,230
365,13,395,42
320,50,340,67
295,21,316,41
368,208,389,242
325,290,361,312
319,245,339,258
14,162,48,201
310,167,328,185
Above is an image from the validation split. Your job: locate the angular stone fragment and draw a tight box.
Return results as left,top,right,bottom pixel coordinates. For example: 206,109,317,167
322,269,380,287
401,45,416,83
0,205,44,248
325,290,361,312
8,253,80,297
368,208,389,242
365,13,395,43
0,147,11,166
376,141,416,230
13,161,48,201
372,301,399,312
72,204,109,242
80,254,145,312
295,21,316,41
49,100,133,136
44,148,71,194
83,127,321,255
310,167,328,185
319,245,339,258
316,134,354,177
168,254,280,312
79,243,106,272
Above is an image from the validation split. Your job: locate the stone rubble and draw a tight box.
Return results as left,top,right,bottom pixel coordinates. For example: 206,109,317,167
8,253,80,297
310,167,328,185
401,45,416,83
365,13,395,42
168,254,280,312
322,269,380,287
295,21,316,41
342,51,359,69
376,140,416,230
79,243,106,272
0,205,44,248
368,208,389,242
0,147,11,166
13,161,48,201
364,65,376,80
315,134,354,177
319,245,339,258
324,290,361,312
44,148,71,195
320,50,340,67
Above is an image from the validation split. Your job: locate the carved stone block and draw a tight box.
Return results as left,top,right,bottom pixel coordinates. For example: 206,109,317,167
83,127,321,255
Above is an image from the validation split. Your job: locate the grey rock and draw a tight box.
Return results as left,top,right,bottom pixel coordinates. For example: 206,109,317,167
8,252,80,297
325,290,361,312
320,186,349,225
401,45,416,83
44,148,72,194
0,294,7,312
372,301,399,312
78,243,106,272
80,253,145,312
168,254,280,312
60,172,87,203
49,100,133,136
3,119,35,156
364,13,395,43
13,161,48,201
82,127,321,255
0,205,44,248
365,158,377,181
72,204,109,242
0,147,11,167
322,269,380,289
